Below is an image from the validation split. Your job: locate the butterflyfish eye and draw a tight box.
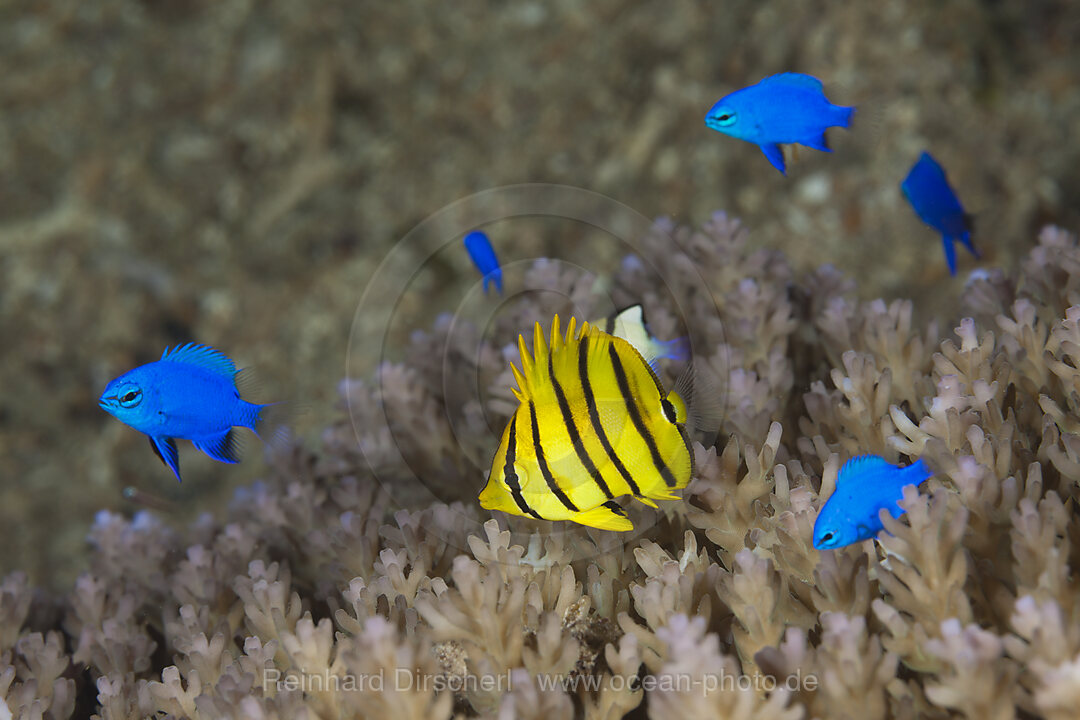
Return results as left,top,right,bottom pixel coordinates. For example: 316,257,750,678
119,389,142,407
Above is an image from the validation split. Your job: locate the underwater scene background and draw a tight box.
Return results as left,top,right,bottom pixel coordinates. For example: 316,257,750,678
3,0,1080,718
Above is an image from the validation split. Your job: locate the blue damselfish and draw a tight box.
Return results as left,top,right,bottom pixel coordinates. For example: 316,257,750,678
901,151,978,276
464,230,503,295
99,344,280,482
813,455,932,550
705,72,854,175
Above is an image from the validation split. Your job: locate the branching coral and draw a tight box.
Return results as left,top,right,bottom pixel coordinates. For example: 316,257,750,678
6,218,1080,718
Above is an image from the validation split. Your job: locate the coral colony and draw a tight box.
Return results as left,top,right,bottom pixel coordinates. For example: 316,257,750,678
5,215,1080,718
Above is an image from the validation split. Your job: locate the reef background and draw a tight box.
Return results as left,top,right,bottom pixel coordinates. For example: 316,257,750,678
1,0,1079,595
6,3,1080,717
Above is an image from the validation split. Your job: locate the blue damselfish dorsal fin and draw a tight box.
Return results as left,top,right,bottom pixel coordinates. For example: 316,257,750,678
760,72,825,94
836,454,894,485
160,343,237,378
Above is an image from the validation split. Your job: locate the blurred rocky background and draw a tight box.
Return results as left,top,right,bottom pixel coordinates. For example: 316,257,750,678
1,0,1078,588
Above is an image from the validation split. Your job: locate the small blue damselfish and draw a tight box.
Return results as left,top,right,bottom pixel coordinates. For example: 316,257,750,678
464,230,503,295
705,72,854,175
813,455,932,550
901,152,978,276
99,344,281,482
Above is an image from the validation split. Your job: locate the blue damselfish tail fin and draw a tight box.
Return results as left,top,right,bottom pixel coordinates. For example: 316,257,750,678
253,402,293,447
484,270,504,295
837,105,855,128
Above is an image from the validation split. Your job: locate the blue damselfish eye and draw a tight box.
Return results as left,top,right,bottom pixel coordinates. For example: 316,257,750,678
711,110,736,126
119,389,142,407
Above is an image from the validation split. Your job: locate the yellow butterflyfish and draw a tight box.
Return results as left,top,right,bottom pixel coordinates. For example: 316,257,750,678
479,315,693,531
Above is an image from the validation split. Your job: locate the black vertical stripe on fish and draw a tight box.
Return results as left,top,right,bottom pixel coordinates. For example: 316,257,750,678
602,500,627,517
577,335,643,497
548,351,614,500
661,398,677,424
529,400,579,512
604,313,616,335
608,344,679,488
503,411,543,520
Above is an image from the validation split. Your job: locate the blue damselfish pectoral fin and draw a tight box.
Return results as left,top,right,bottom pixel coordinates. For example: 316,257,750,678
149,436,182,482
760,143,786,175
942,235,958,276
192,429,241,464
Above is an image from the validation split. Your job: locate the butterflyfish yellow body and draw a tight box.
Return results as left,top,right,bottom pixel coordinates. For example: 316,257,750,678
479,315,693,531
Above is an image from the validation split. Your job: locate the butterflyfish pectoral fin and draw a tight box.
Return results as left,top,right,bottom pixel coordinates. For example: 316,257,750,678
192,429,241,464
760,143,786,175
149,435,182,482
672,362,723,436
573,502,634,532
